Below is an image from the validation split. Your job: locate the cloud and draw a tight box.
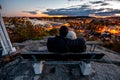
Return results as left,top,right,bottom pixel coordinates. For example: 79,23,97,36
90,1,104,4
105,0,120,1
90,1,110,6
43,0,120,16
101,3,110,6
43,4,120,16
95,9,120,16
22,10,39,15
97,8,113,12
80,5,91,8
68,0,84,1
108,0,120,1
43,6,97,16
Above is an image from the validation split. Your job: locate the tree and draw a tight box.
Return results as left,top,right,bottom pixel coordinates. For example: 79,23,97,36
49,28,59,36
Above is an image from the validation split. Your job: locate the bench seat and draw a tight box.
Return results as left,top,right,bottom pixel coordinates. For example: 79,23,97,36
21,51,104,61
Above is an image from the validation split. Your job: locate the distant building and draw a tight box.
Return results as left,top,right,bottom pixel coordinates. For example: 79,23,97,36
5,23,15,28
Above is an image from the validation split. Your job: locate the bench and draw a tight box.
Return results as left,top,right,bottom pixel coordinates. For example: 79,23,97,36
21,51,104,75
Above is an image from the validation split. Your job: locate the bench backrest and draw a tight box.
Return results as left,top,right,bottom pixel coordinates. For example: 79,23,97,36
47,36,86,53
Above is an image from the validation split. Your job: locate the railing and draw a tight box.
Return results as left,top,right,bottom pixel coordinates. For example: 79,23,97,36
86,41,102,51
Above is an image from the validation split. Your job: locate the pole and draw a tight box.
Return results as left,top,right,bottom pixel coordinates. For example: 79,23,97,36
0,5,16,56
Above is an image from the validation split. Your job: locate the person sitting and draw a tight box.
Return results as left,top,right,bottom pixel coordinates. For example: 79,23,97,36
65,26,86,52
66,31,77,40
47,26,69,52
59,26,69,38
47,26,86,52
66,26,77,40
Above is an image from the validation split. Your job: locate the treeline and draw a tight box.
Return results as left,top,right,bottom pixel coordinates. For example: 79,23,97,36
5,18,59,42
8,24,59,42
8,23,47,42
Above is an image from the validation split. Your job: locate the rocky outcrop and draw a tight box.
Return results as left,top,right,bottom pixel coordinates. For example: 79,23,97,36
0,38,120,80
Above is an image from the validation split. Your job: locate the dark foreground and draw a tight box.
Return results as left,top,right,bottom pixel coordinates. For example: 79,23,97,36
0,39,120,80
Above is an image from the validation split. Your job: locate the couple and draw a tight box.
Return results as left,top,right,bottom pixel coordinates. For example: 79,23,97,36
47,26,86,52
60,26,77,40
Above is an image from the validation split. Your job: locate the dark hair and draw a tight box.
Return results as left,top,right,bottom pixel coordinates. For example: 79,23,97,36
59,26,68,37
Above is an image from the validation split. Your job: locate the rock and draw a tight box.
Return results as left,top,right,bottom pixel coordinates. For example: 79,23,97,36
1,37,120,80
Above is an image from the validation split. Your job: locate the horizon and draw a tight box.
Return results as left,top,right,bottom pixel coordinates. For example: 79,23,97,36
0,0,120,17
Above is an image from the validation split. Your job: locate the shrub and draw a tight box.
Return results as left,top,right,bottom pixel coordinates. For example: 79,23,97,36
49,28,59,36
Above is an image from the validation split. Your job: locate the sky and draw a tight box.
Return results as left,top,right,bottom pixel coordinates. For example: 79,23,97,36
0,0,120,17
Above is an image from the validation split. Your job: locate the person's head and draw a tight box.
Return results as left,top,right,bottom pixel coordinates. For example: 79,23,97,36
66,31,77,40
59,26,68,37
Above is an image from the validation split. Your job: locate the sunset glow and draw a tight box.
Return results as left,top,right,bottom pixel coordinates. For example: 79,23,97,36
0,0,120,17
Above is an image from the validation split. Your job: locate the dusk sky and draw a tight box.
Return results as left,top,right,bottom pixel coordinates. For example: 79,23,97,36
0,0,120,17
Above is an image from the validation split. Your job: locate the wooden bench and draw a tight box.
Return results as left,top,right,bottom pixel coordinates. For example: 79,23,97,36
21,51,104,75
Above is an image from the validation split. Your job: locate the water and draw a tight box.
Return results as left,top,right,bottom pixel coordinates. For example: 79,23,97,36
29,19,47,26
29,19,62,27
